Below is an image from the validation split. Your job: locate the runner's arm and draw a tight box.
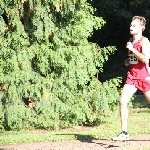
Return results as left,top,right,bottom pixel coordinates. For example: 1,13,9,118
126,38,150,63
140,37,150,63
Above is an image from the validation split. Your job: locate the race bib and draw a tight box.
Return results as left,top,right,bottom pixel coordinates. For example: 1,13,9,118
128,54,138,64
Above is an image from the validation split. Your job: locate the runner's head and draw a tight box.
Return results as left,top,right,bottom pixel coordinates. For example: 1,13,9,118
130,16,146,35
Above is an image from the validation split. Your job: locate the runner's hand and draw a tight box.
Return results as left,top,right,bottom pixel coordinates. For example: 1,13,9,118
126,42,134,51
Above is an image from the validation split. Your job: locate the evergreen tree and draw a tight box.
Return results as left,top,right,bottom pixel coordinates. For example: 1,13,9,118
0,0,120,130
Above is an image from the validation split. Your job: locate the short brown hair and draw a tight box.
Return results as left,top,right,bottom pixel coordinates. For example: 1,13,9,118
132,16,146,31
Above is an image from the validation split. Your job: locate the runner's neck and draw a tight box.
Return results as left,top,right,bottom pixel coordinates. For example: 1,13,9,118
132,35,143,43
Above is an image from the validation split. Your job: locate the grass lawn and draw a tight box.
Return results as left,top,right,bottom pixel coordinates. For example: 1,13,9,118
0,95,150,147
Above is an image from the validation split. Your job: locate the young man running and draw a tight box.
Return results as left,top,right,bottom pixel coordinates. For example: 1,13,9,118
112,16,150,141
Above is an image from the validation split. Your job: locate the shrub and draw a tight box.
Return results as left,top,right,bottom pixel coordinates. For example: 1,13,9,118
0,0,120,130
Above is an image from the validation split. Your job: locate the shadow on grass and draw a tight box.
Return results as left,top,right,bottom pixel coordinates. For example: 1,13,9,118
95,140,119,148
56,133,120,148
56,133,96,143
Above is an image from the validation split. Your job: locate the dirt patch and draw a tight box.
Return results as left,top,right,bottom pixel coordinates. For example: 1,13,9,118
0,134,150,150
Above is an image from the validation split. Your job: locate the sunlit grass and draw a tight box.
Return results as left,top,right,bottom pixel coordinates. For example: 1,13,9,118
0,95,150,146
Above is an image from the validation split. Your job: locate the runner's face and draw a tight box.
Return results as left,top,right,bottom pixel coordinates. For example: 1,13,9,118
130,19,142,35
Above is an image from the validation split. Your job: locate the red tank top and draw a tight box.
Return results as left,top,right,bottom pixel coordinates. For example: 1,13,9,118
127,36,149,79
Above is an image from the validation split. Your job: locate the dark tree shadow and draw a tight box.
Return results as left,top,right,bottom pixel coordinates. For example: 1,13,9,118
56,133,96,143
95,141,119,148
56,133,121,148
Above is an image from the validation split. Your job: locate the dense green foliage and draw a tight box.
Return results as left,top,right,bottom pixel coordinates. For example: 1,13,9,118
1,0,148,131
0,0,121,130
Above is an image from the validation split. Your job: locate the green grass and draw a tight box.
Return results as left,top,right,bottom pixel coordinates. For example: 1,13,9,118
0,95,150,146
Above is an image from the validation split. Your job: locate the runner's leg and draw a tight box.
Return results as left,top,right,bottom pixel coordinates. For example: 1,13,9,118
143,90,150,103
120,84,137,132
112,84,137,141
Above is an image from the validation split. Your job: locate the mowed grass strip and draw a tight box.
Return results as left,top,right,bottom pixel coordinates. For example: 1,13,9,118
0,95,150,146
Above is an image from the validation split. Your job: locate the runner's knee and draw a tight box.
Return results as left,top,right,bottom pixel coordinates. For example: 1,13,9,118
119,99,128,107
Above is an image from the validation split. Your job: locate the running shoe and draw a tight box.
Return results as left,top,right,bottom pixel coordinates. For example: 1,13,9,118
112,131,129,141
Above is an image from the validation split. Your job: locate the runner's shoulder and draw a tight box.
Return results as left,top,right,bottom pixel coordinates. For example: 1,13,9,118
140,37,150,45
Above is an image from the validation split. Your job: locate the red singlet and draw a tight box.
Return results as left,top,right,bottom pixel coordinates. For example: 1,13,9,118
126,36,150,92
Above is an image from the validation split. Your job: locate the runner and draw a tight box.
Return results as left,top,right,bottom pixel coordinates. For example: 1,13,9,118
112,16,150,141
